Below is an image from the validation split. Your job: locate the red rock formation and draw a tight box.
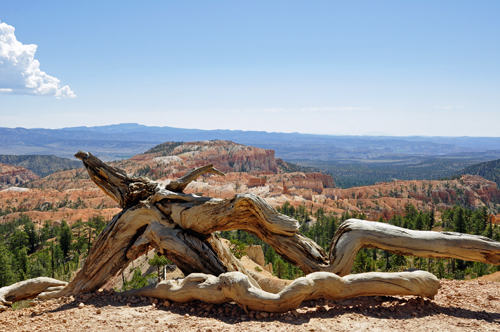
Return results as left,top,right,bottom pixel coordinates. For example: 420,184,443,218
248,177,266,188
282,181,290,194
305,173,335,188
321,188,341,198
283,173,335,193
0,163,39,188
166,141,278,173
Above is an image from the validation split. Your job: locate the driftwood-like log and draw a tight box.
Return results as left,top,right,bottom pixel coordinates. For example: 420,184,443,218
0,277,67,311
165,163,224,193
7,151,500,311
327,219,500,276
119,270,439,313
68,152,500,289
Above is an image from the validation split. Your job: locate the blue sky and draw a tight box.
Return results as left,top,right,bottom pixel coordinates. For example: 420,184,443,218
0,1,499,136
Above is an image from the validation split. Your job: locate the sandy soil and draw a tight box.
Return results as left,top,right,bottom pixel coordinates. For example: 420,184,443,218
1,278,499,332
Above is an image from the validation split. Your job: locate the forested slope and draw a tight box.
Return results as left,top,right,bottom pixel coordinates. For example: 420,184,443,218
459,159,500,187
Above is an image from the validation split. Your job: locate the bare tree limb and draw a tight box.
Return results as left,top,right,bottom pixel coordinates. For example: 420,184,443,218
327,219,500,276
119,270,440,313
165,163,224,193
0,278,67,311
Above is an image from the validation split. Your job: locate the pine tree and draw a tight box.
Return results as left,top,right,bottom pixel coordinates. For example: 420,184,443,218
453,207,466,234
148,253,169,280
24,218,38,254
274,258,287,279
415,213,424,231
0,238,14,287
427,210,435,230
59,220,72,258
15,247,29,280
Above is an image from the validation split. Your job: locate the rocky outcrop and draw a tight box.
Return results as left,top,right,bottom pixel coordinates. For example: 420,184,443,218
305,173,335,188
283,173,335,193
322,188,342,198
167,141,278,173
246,245,266,267
248,177,266,188
0,163,38,188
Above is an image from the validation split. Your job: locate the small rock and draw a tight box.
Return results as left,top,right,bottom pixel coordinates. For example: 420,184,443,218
260,312,269,318
412,312,418,317
96,309,101,314
78,303,85,309
184,313,190,318
163,300,171,308
154,319,159,323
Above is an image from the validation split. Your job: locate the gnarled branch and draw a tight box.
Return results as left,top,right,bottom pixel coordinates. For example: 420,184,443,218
18,152,500,310
327,219,500,276
165,163,224,193
0,277,67,311
119,270,439,313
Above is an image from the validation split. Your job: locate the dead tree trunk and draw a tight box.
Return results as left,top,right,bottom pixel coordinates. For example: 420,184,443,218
3,151,500,312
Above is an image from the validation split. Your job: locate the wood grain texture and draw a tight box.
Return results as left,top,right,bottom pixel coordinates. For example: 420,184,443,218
0,277,67,311
14,152,499,308
119,270,439,312
327,219,500,276
165,163,224,193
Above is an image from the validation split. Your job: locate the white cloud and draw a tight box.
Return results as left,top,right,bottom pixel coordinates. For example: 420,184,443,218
0,20,76,98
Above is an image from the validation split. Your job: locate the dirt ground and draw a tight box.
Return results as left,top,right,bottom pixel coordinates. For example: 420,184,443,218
1,278,499,332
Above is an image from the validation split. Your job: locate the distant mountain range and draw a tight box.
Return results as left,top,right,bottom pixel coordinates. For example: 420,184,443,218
3,123,500,187
3,123,500,162
0,155,82,177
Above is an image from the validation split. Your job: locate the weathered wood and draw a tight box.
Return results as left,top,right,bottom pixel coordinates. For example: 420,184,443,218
75,151,158,208
327,219,500,276
157,194,329,274
119,270,440,313
45,203,260,298
0,277,67,311
72,152,500,280
29,152,500,307
165,163,224,193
